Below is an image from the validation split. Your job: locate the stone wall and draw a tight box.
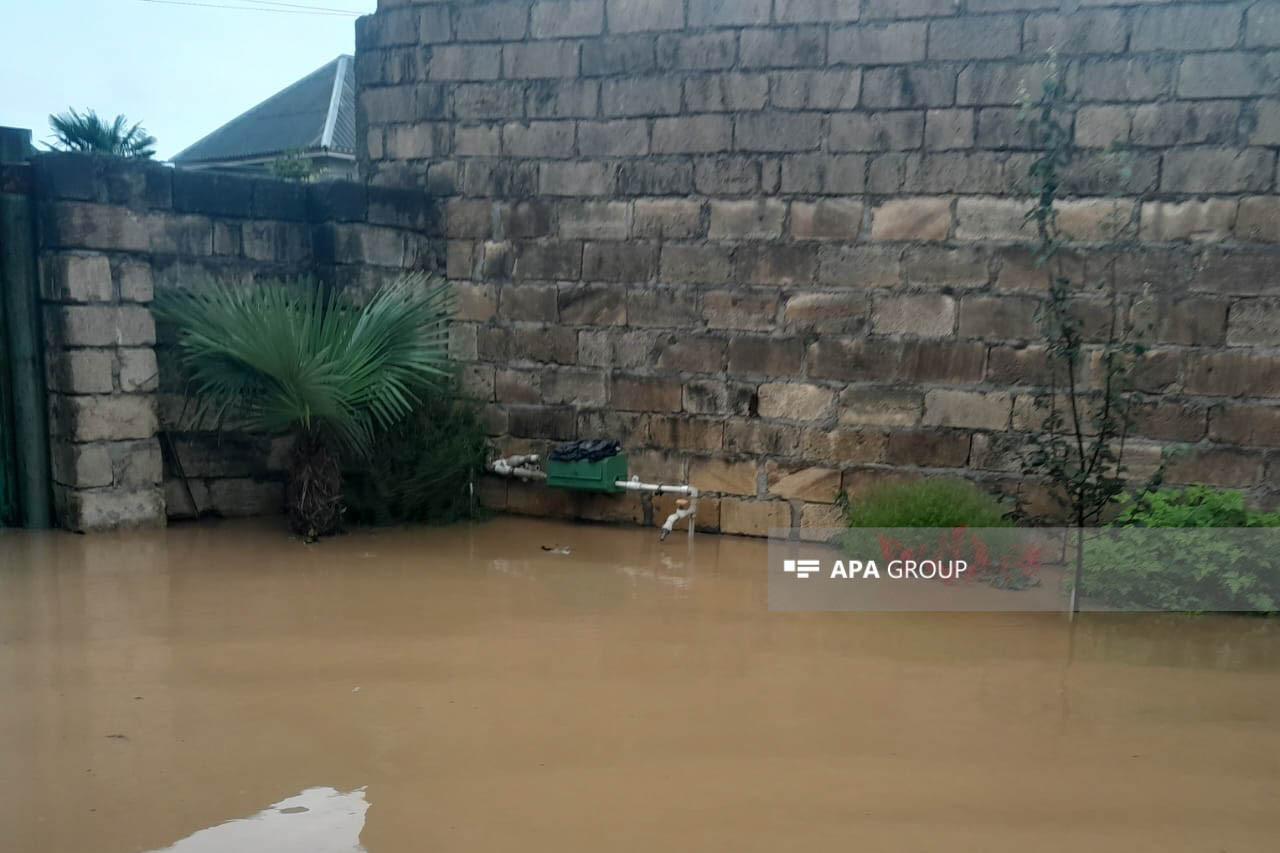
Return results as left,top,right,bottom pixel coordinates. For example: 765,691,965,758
31,152,440,531
356,0,1280,534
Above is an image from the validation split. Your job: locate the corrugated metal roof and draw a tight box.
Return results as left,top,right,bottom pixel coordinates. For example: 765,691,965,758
173,55,354,164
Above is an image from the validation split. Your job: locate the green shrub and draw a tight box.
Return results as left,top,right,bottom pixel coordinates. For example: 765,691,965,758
840,479,1011,529
1082,487,1280,612
344,387,489,526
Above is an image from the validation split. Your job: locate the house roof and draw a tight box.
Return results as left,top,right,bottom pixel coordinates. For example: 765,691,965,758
172,55,354,165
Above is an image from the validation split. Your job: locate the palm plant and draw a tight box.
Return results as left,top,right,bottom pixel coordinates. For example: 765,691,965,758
154,274,454,538
48,108,157,158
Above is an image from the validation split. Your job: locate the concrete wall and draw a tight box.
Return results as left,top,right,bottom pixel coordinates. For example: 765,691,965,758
31,152,441,530
356,0,1280,533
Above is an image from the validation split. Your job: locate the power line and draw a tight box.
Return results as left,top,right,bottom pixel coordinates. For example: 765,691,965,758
137,0,360,16
242,0,367,13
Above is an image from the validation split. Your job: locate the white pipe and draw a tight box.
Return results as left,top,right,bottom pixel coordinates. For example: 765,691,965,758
613,478,695,496
660,503,697,541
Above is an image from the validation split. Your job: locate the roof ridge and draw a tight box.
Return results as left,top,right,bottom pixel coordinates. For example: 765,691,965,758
172,55,347,163
320,55,350,151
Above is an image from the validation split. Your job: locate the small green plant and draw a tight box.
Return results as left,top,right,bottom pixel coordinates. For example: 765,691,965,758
1082,487,1280,612
1016,59,1157,610
269,150,320,182
837,481,1041,590
344,385,489,526
839,479,1011,529
48,108,156,158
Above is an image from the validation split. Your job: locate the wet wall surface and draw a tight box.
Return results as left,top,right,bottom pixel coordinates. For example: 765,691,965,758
2,516,1279,852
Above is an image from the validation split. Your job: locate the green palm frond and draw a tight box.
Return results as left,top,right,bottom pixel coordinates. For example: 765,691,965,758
48,108,157,158
155,274,454,456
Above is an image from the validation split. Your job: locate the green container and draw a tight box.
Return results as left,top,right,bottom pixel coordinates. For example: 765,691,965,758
546,453,629,494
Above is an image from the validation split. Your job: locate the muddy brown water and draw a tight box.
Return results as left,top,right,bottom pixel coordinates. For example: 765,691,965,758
2,516,1279,853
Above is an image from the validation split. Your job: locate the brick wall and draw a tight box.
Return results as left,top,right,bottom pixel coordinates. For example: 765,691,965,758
32,152,440,531
355,0,1280,534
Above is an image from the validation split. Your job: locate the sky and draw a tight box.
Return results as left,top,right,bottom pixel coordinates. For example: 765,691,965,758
0,0,374,159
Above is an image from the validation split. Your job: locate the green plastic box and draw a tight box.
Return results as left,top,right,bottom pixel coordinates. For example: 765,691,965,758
546,453,629,493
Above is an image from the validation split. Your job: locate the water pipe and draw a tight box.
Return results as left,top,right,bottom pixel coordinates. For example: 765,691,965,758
613,476,699,542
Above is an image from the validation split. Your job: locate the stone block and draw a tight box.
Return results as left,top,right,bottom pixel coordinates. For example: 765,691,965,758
704,290,780,331
1139,200,1236,243
51,441,113,488
541,162,616,196
694,157,761,196
578,119,650,156
118,348,158,393
789,200,864,241
581,35,658,76
1209,405,1280,448
659,244,734,283
502,121,575,158
1160,148,1275,194
656,336,727,372
957,296,1039,340
1227,299,1280,346
869,197,951,241
507,405,577,439
47,350,113,394
928,15,1021,59
771,70,861,110
766,463,841,503
1079,58,1174,101
582,242,657,281
828,22,927,64
734,244,817,285
429,45,502,80
542,368,608,406
1130,102,1240,147
652,116,733,154
690,458,758,496
783,292,870,334
954,197,1033,241
628,287,700,326
607,0,684,33
684,73,770,112
531,0,604,38
735,113,824,152
52,305,155,348
61,487,165,532
602,77,682,116
708,200,785,239
739,26,828,68
513,241,583,280
172,170,253,217
923,389,1012,431
1178,53,1280,98
42,253,113,303
838,388,922,428
500,284,559,322
1184,351,1280,398
688,0,771,28
611,376,683,412
1075,106,1131,148
780,154,868,194
1131,4,1242,52
558,201,630,240
872,294,956,337
885,429,971,468
720,498,791,537
1024,9,1127,55
116,260,154,303
727,337,803,376
1235,198,1280,244
55,394,156,442
757,383,835,422
780,0,862,23
656,32,736,70
861,67,956,109
925,108,974,150
1055,199,1135,242
957,60,1059,106
42,203,148,251
1165,448,1264,489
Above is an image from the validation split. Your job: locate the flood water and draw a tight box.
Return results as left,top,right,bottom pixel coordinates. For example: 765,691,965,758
2,516,1279,853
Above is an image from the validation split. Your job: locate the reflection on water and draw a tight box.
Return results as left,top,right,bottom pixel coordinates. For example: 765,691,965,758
1,516,1279,853
150,788,367,853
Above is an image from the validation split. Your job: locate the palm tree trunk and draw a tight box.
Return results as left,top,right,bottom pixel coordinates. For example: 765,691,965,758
286,431,343,539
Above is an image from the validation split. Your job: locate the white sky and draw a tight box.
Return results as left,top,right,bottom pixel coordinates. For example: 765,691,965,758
0,0,374,159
